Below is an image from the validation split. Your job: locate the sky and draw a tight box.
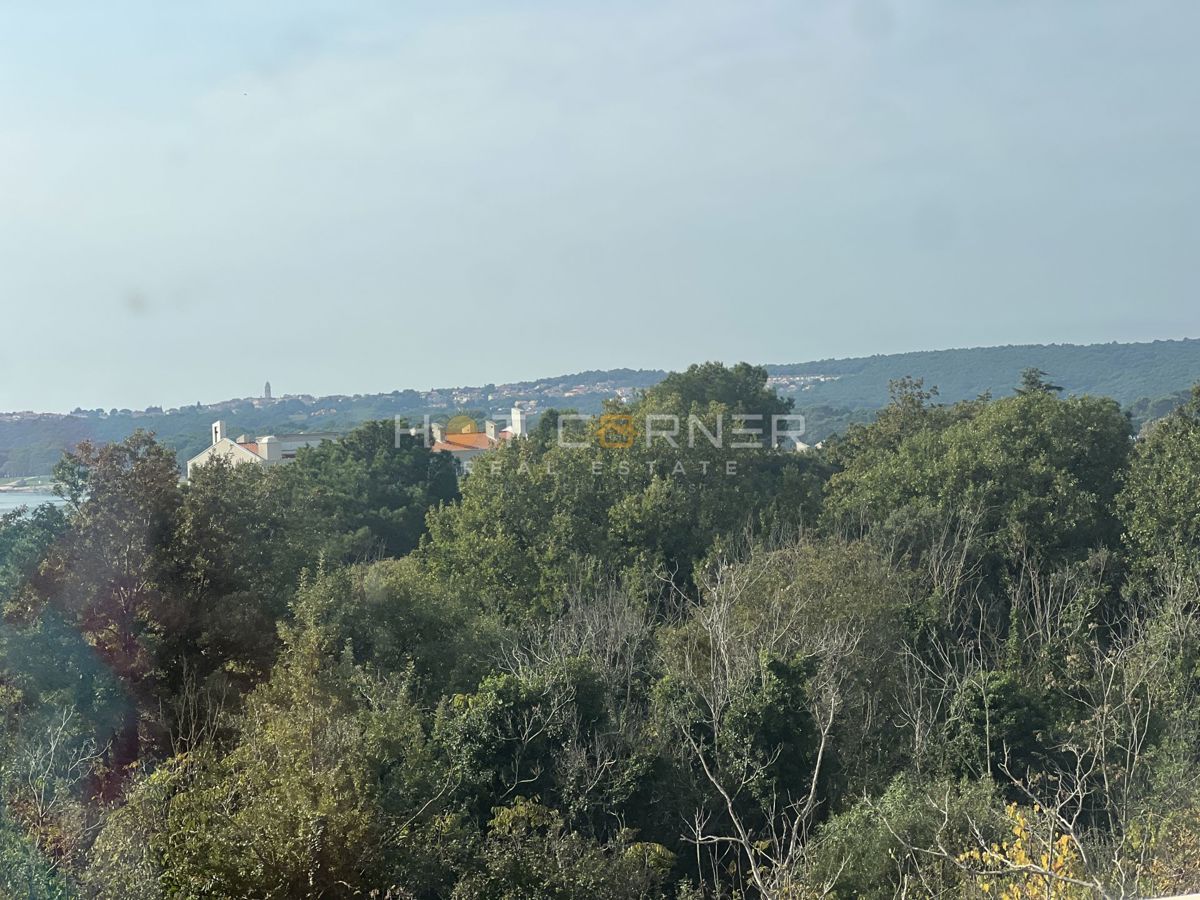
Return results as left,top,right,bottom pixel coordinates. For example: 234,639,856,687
1,0,1197,412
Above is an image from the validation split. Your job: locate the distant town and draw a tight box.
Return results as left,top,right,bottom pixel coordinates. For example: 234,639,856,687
4,339,1200,479
2,371,848,425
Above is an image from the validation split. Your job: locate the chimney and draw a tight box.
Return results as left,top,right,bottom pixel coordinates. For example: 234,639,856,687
486,420,498,441
259,435,281,464
212,420,226,445
510,406,529,437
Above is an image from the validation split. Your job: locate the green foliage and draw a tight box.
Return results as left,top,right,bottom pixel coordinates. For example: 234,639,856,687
808,774,1002,898
717,653,820,807
6,368,1200,897
1126,386,1194,433
277,421,460,562
649,361,793,424
0,805,71,900
87,571,464,899
350,557,501,697
452,798,672,900
1016,367,1064,396
170,457,305,684
770,337,1200,409
1120,386,1200,570
825,387,1131,571
436,659,611,821
0,503,67,612
654,537,916,850
940,670,1055,782
422,363,827,615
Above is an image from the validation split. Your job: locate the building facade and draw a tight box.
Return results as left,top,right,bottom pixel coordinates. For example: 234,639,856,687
186,420,339,478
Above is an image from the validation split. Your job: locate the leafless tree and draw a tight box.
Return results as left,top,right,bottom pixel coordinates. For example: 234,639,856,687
891,637,981,776
6,706,107,872
499,581,659,830
501,579,656,708
161,658,231,756
666,552,864,898
877,559,1200,898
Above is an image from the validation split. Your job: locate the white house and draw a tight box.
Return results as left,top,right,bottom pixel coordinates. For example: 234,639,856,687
427,405,534,465
186,420,340,479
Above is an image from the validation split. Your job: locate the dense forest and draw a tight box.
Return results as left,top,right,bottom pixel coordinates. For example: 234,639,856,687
4,339,1199,478
4,362,1200,897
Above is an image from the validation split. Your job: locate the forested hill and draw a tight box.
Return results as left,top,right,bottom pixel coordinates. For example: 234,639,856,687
767,337,1200,408
2,339,1199,476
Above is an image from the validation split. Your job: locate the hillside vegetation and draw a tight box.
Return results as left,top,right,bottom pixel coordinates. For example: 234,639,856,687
5,363,1200,896
769,337,1200,408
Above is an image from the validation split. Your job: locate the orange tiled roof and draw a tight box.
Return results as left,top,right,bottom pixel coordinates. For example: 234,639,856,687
439,432,494,450
238,442,259,455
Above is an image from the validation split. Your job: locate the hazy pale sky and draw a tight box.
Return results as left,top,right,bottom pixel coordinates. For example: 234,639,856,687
2,1,1197,412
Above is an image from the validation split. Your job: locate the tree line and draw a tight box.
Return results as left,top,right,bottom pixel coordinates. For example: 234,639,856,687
3,362,1200,898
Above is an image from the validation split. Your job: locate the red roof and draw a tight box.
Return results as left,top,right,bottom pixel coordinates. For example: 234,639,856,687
432,432,499,454
441,432,493,450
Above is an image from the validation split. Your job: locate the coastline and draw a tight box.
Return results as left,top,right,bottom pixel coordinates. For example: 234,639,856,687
0,478,59,494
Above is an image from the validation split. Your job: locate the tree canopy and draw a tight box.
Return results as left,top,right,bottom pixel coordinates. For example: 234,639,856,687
6,363,1200,898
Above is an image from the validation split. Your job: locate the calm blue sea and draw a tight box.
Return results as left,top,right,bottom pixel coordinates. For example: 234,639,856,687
0,491,65,513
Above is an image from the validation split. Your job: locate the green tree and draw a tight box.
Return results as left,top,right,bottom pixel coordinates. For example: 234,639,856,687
1016,368,1064,396
806,774,1002,899
94,569,463,899
1119,385,1200,570
940,670,1055,783
435,659,610,824
452,798,671,900
279,420,459,562
825,389,1131,572
0,503,67,616
653,538,914,895
170,458,307,688
645,361,793,434
36,432,184,776
421,363,827,616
